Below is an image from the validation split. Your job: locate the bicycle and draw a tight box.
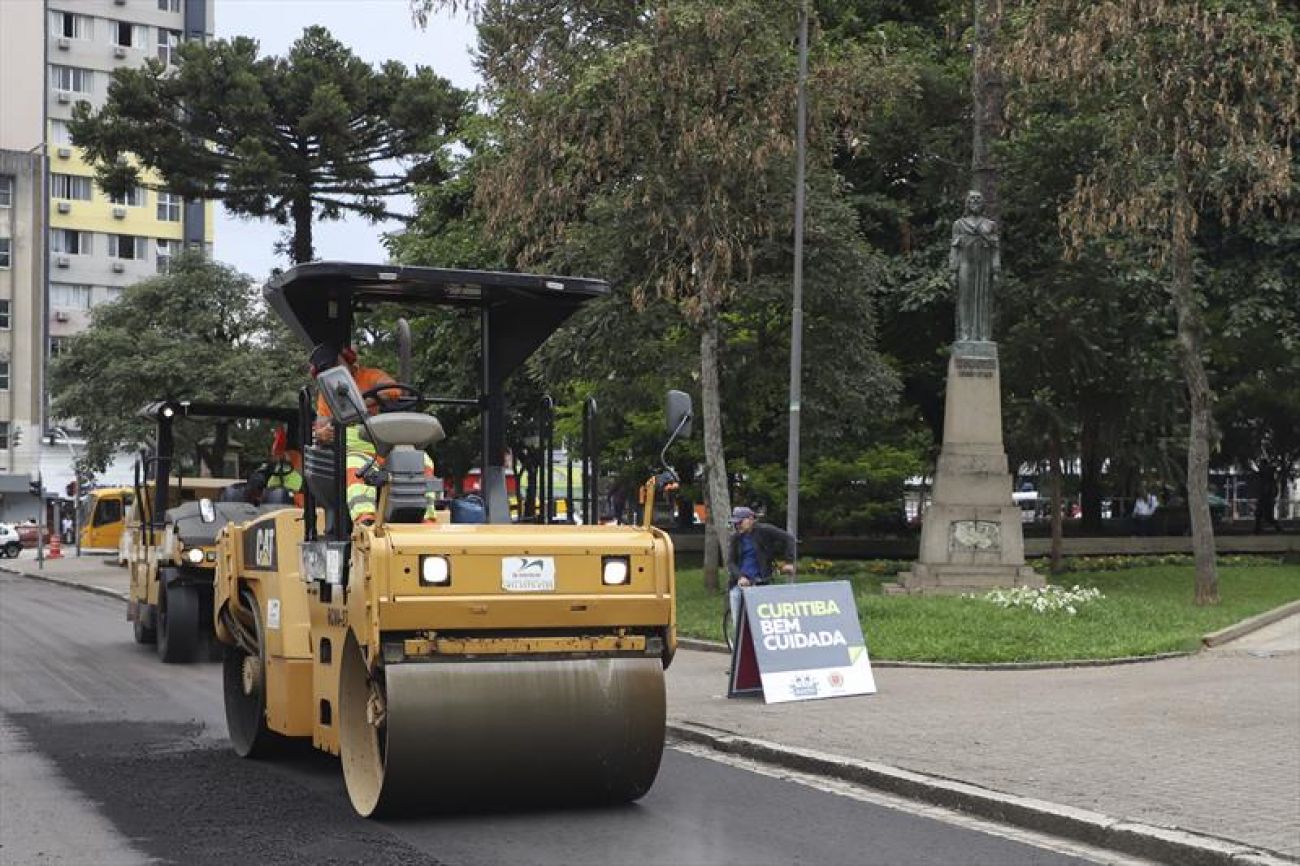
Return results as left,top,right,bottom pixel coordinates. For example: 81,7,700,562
721,603,736,654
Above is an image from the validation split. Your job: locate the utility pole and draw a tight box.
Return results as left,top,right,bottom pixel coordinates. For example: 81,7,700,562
784,0,809,584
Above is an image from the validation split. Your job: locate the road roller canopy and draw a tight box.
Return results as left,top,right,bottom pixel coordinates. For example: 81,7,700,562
267,263,611,526
136,399,302,529
265,262,610,385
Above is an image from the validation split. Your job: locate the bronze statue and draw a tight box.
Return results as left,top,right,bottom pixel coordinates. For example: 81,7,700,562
949,190,1000,342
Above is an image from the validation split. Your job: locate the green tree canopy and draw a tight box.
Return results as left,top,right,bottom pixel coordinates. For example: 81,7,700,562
71,26,468,264
50,253,304,474
1003,0,1299,603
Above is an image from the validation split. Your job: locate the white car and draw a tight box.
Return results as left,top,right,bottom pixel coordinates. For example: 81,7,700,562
0,523,23,558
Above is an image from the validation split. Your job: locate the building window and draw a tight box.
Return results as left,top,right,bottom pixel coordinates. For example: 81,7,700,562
156,192,182,222
0,422,9,450
113,21,149,49
50,65,93,95
51,11,93,40
108,235,146,260
0,239,10,270
109,186,147,207
51,229,91,255
156,239,175,273
50,120,74,147
49,336,70,358
159,0,182,12
51,283,93,310
157,29,181,65
0,361,9,391
0,299,10,329
0,176,13,207
51,173,93,201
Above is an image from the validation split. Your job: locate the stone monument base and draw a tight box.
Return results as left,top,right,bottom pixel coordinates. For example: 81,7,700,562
895,343,1044,595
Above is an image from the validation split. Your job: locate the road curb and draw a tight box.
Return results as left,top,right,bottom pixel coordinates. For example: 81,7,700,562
1202,599,1300,648
0,565,129,603
666,721,1295,866
677,637,1192,669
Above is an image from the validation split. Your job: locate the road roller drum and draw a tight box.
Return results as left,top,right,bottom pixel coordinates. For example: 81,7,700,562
339,645,665,816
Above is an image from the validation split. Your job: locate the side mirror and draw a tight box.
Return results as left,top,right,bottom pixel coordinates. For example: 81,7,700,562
666,390,693,438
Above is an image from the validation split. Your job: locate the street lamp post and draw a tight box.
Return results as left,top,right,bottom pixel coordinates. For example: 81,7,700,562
785,0,809,584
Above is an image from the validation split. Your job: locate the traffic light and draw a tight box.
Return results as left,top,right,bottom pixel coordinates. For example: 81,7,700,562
10,427,19,446
29,477,41,497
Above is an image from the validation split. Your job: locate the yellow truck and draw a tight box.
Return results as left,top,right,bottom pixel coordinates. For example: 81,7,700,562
214,263,691,816
126,400,300,662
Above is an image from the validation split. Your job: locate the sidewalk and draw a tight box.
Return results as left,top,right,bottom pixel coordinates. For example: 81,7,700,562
5,550,1298,865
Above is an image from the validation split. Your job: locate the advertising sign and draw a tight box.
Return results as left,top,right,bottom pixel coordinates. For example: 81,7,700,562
728,581,876,704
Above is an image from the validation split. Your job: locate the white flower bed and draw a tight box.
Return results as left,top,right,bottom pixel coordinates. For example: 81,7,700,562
967,584,1105,615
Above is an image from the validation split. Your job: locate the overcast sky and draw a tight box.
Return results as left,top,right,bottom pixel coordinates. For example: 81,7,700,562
212,0,480,281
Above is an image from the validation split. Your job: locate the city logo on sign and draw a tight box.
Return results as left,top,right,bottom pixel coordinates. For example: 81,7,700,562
828,671,845,688
518,558,545,573
789,674,819,698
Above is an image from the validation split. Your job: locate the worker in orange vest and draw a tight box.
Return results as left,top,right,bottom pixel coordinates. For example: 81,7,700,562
311,346,437,526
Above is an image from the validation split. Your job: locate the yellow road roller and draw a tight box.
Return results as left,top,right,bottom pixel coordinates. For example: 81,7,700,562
127,400,300,662
213,263,690,816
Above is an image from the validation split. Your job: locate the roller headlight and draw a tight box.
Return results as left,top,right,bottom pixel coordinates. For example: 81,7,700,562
420,555,451,586
184,547,204,565
602,556,630,585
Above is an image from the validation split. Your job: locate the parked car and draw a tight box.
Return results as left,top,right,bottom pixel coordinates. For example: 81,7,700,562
15,522,49,549
0,524,23,558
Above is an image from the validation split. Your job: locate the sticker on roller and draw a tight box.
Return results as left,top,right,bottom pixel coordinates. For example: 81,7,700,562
502,556,556,592
266,598,281,629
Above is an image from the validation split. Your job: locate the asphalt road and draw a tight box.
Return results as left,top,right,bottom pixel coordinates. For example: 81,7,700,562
0,574,1143,866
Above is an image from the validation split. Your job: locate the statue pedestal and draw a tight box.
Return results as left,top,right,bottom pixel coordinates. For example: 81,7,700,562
897,343,1041,594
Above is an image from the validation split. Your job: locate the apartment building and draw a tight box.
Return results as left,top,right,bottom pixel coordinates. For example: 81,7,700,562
0,0,214,523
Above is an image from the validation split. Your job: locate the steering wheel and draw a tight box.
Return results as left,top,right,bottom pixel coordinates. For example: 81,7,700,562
361,382,423,413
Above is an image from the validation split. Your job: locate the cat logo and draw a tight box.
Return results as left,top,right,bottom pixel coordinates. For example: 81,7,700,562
244,522,278,571
255,528,276,567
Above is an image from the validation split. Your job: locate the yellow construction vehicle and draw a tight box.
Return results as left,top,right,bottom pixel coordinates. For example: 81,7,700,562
213,263,691,816
77,486,135,551
126,400,301,662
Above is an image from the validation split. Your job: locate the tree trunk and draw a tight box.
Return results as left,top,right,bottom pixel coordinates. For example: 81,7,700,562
1170,194,1218,605
702,501,722,590
1078,413,1104,533
699,298,733,585
1048,432,1064,574
291,196,314,264
200,421,230,477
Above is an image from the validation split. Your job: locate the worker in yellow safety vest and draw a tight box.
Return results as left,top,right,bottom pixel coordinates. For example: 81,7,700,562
262,426,304,506
311,346,438,526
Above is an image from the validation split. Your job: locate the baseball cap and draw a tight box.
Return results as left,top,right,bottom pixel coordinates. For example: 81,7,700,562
730,506,756,524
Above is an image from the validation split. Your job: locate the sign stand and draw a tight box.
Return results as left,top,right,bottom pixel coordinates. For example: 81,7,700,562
728,603,763,698
725,580,876,704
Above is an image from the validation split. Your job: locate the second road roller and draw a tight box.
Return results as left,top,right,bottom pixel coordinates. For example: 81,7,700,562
213,263,690,816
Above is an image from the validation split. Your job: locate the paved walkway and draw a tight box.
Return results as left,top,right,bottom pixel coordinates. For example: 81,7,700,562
5,549,1298,863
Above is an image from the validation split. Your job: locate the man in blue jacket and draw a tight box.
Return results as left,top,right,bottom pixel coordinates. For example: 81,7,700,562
727,506,796,632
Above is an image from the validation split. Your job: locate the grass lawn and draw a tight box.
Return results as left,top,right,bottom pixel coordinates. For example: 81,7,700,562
674,560,1300,663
